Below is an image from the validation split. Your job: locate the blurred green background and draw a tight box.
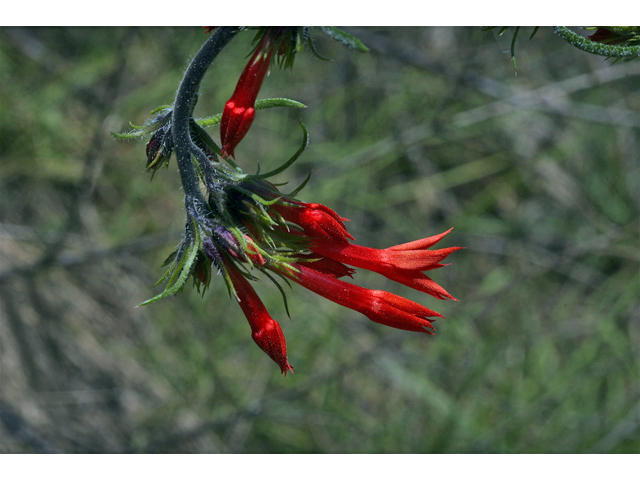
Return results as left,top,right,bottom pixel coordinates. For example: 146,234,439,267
0,27,638,453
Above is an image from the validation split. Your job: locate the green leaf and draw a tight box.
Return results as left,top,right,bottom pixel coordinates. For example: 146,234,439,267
196,113,223,128
161,250,178,267
150,105,172,115
111,109,172,140
529,26,540,40
511,26,520,76
318,27,369,53
263,270,292,319
139,220,202,306
245,123,309,181
255,98,307,110
306,36,332,62
287,171,312,197
111,126,153,140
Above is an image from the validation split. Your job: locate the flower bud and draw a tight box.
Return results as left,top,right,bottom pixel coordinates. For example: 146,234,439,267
145,122,173,171
220,34,275,158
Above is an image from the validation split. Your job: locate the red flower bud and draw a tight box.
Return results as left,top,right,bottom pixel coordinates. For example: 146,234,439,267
220,34,275,158
224,257,293,375
273,201,354,243
588,28,623,45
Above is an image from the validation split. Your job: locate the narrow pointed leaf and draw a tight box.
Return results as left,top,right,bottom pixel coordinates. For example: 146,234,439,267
245,123,309,180
318,27,369,52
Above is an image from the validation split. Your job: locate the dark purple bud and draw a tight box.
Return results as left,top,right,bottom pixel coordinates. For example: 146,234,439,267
146,123,173,171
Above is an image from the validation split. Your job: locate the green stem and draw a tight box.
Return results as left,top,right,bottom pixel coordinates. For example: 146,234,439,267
551,26,640,59
172,27,240,210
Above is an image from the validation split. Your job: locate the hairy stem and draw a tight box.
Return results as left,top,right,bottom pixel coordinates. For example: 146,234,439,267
551,26,640,59
173,27,240,210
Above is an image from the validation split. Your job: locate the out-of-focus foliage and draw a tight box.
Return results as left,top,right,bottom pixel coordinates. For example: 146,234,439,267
0,27,638,453
483,27,640,74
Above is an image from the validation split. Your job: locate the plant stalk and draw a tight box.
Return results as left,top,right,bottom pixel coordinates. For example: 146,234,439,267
551,26,640,59
172,27,240,210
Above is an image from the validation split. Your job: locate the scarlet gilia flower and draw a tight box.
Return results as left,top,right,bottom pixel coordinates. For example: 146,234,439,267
308,229,461,301
272,200,355,243
231,176,461,337
222,256,293,375
220,33,276,158
197,226,293,374
267,197,461,329
289,264,442,333
144,128,461,374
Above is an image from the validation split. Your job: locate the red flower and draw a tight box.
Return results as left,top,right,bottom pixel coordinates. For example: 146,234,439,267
220,34,275,158
271,199,461,335
223,181,461,373
223,257,293,375
289,264,442,333
272,201,354,243
266,197,460,334
309,229,462,300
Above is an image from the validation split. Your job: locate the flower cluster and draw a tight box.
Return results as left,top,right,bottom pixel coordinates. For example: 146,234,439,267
118,27,458,375
169,165,461,375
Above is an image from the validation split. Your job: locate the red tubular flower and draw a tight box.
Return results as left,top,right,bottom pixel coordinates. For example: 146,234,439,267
289,264,442,333
266,195,460,338
309,228,462,300
272,201,354,243
220,34,275,158
223,257,293,375
234,181,461,363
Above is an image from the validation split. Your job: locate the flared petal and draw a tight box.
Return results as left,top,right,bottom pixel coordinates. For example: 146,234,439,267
313,241,462,272
388,228,454,251
273,202,354,243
